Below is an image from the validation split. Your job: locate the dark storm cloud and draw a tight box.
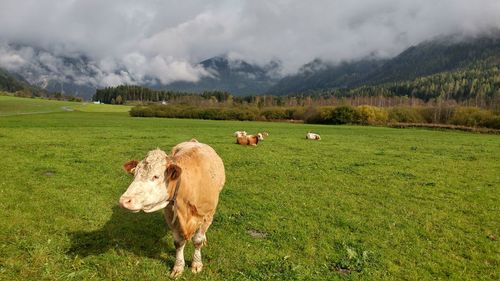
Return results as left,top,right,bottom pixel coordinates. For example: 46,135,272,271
0,0,498,86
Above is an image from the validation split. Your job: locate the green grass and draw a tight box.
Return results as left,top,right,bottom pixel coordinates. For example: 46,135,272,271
74,103,132,113
0,95,131,115
0,109,499,280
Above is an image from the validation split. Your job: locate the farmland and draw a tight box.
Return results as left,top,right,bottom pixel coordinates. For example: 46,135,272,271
0,97,499,280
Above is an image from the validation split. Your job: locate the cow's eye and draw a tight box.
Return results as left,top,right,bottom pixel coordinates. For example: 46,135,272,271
152,175,159,180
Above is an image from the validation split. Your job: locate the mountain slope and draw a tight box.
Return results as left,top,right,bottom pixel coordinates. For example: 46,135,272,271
363,35,500,84
268,34,500,96
267,58,386,95
0,44,99,99
161,56,281,95
0,67,45,94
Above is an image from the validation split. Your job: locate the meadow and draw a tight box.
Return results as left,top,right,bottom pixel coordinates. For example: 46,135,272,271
0,97,499,280
0,95,131,116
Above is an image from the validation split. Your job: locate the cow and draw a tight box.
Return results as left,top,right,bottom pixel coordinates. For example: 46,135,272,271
236,133,263,146
119,139,225,278
306,132,321,140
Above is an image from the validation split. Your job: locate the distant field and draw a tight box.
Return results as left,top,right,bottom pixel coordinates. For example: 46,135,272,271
0,95,131,115
74,103,132,113
0,102,499,279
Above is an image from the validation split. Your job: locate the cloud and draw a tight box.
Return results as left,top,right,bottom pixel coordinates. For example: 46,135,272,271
0,0,499,85
0,44,212,88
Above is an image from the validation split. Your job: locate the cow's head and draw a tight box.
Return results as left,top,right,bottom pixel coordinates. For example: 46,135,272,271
119,149,182,213
256,133,264,141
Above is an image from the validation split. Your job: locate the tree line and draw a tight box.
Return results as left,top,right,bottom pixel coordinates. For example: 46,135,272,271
313,65,499,111
92,65,499,112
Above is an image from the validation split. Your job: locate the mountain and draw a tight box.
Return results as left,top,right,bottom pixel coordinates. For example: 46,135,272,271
0,44,280,98
0,67,44,94
160,56,281,95
34,56,98,99
266,58,386,95
1,45,98,99
362,35,500,84
2,33,498,99
0,67,28,92
268,34,500,95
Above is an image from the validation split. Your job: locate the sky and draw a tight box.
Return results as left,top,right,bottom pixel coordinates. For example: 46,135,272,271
0,0,499,87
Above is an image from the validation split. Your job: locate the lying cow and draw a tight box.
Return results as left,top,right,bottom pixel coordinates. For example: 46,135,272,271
233,131,247,137
306,132,321,140
119,139,225,277
236,133,264,146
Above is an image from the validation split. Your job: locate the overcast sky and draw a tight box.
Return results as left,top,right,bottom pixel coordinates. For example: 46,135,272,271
0,0,499,86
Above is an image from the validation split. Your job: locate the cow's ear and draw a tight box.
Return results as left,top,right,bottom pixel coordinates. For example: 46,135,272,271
123,160,139,175
166,164,182,180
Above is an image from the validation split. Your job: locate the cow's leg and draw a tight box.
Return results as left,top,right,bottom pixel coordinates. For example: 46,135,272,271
191,228,205,273
191,217,213,273
170,228,186,278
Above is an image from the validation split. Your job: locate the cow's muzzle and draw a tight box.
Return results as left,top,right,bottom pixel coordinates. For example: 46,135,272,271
119,196,140,212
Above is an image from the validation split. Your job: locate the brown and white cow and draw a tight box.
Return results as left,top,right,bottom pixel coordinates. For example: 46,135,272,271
119,139,225,277
236,133,264,146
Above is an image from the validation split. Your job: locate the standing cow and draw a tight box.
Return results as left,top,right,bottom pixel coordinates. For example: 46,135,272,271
119,139,225,277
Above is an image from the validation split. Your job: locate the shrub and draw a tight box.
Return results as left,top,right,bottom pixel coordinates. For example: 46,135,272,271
287,107,304,120
129,106,146,117
198,108,221,120
129,104,500,129
318,107,335,124
331,106,362,124
450,107,499,128
388,107,425,123
304,107,333,124
225,107,258,121
304,107,321,123
483,115,500,129
142,107,154,117
418,106,455,124
261,108,288,120
357,105,389,125
305,106,362,124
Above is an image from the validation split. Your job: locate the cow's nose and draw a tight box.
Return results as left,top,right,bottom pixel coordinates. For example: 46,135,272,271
119,196,134,209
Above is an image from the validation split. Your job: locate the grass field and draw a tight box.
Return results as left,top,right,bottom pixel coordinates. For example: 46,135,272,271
0,97,499,280
0,95,131,115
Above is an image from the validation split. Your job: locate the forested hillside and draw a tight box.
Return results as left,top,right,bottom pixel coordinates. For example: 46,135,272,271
94,62,499,112
308,62,500,110
268,35,500,96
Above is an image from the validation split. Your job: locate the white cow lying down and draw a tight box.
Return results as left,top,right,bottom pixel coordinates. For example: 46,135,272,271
119,139,225,277
306,132,321,140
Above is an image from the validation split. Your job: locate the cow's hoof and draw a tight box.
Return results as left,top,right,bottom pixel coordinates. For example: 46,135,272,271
191,261,203,273
170,264,184,278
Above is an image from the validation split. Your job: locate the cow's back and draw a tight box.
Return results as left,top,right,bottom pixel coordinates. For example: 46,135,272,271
171,141,225,217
